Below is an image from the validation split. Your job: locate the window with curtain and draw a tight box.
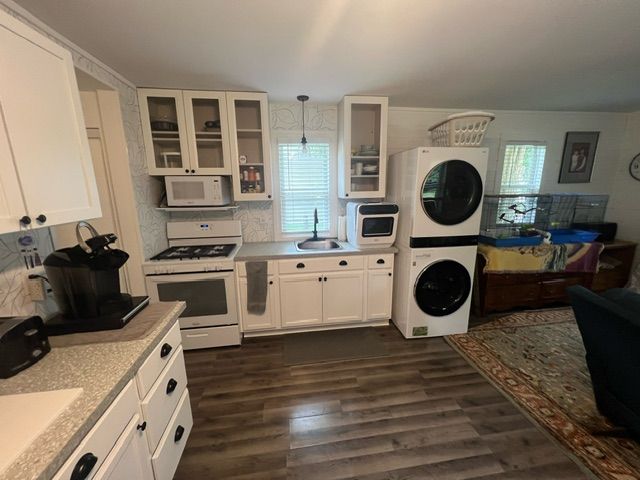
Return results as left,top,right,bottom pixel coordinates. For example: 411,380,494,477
498,142,547,224
277,141,332,235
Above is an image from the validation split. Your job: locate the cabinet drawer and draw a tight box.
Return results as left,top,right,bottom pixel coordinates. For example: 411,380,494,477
181,325,241,350
151,389,193,480
237,260,278,277
136,321,181,399
540,277,583,300
367,254,394,269
53,381,138,480
141,346,187,453
485,283,540,306
279,255,364,274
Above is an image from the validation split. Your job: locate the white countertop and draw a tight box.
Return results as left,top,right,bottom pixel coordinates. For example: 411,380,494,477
235,240,398,261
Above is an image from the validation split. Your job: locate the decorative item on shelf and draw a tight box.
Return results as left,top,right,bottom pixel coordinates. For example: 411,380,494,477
559,131,599,183
150,117,178,131
239,154,247,164
428,111,495,147
358,144,379,156
297,94,309,152
204,119,221,130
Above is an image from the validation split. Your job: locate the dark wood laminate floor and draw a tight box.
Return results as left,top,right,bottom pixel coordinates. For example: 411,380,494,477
174,326,590,480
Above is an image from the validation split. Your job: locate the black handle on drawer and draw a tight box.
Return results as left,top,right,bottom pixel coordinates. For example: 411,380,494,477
166,378,178,394
174,425,185,443
324,276,327,282
339,260,348,266
269,280,273,285
376,258,385,264
296,262,305,269
160,343,173,358
36,214,47,224
388,272,392,276
137,421,147,431
318,276,322,282
70,453,98,480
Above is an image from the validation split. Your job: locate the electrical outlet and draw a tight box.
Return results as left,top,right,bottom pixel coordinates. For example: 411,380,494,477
25,276,46,302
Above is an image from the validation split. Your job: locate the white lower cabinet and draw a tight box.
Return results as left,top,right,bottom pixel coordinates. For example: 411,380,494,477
238,276,280,331
53,323,191,480
366,269,393,320
92,413,154,480
323,271,365,324
280,273,324,327
238,254,393,332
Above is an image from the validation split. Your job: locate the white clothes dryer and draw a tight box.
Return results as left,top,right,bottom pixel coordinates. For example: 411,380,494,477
392,245,477,338
387,147,488,242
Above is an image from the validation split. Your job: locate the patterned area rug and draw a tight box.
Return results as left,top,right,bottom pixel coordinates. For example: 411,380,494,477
447,309,640,480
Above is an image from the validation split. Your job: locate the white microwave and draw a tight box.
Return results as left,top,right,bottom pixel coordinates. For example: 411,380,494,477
165,176,231,207
346,202,399,248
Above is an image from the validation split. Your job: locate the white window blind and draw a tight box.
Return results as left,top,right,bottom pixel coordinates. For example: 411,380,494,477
498,143,547,224
278,142,332,235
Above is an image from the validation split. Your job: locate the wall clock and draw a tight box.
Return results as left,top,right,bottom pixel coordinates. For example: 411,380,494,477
630,153,640,181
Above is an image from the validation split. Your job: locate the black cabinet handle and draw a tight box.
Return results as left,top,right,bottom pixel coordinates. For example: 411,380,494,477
339,260,348,266
267,194,272,199
345,193,349,197
388,272,392,276
160,343,172,358
184,169,189,173
191,169,195,174
376,258,385,264
269,280,273,285
137,421,147,431
36,214,47,224
20,215,31,225
296,262,305,269
318,276,322,282
70,453,98,480
324,276,327,282
166,378,178,394
174,425,185,443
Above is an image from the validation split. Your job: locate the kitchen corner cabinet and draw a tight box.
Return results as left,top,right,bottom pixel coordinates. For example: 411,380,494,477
226,92,273,201
338,96,388,199
138,89,232,176
0,10,101,234
53,322,191,480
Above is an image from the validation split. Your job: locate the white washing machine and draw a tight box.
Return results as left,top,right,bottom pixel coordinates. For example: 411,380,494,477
392,245,477,338
387,147,488,241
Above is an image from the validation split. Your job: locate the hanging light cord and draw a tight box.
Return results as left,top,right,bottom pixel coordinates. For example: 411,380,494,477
297,95,309,149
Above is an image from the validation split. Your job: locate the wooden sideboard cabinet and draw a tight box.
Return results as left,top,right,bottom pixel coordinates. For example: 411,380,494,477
473,240,637,316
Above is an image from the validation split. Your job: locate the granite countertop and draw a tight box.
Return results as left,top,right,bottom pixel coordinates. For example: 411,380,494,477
236,240,398,261
0,301,185,480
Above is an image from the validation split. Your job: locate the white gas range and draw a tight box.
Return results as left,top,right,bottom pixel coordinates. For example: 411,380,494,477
143,220,242,350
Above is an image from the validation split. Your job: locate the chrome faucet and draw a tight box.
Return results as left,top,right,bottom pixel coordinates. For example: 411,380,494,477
312,208,319,240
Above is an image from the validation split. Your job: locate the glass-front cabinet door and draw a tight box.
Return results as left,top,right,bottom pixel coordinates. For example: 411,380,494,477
226,91,272,201
138,89,190,175
183,91,231,175
338,96,388,199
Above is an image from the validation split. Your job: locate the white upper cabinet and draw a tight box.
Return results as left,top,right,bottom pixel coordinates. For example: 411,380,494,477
0,10,101,233
338,96,388,199
226,92,273,201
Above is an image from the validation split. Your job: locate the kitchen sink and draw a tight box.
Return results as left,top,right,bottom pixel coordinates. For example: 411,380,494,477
295,238,343,251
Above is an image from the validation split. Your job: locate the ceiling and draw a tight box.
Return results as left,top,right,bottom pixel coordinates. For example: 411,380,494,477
15,0,640,112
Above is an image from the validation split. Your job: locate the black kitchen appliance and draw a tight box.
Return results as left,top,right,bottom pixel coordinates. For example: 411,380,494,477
0,315,50,378
43,222,148,335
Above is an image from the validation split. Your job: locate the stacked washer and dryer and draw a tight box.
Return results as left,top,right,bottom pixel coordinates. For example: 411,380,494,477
387,147,488,338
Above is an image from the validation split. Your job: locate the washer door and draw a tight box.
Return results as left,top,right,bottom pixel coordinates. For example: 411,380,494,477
421,160,483,225
414,260,471,316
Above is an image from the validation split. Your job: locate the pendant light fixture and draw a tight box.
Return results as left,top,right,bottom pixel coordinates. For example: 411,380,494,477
297,95,309,152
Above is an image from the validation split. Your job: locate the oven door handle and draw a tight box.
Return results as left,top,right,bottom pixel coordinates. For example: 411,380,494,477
147,271,234,282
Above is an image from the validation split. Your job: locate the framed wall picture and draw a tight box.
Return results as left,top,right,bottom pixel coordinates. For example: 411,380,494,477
558,131,599,183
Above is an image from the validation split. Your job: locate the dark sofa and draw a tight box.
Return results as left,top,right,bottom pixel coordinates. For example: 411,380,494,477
568,285,640,438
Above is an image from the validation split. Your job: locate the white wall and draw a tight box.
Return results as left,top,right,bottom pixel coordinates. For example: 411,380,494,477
388,107,628,195
607,111,640,263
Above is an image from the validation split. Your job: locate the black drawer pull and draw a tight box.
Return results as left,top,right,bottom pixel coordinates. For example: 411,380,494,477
324,276,327,282
339,260,348,266
166,378,178,394
137,421,147,431
269,280,273,285
296,262,305,269
36,214,47,224
20,215,31,225
318,276,322,282
175,425,185,443
160,343,172,358
376,258,385,264
388,272,392,276
70,452,98,480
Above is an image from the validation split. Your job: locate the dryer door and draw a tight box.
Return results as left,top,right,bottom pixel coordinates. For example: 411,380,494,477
414,260,471,316
421,160,483,225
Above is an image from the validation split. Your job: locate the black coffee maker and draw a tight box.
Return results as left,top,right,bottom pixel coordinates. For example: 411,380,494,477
44,222,148,335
